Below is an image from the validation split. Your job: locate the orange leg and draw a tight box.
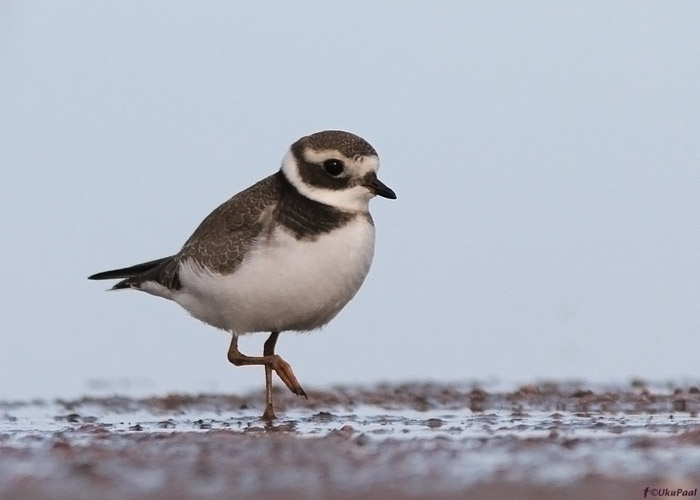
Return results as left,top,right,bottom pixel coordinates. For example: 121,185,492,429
227,332,307,420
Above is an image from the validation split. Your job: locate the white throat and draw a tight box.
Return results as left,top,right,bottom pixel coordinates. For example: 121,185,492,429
280,151,375,212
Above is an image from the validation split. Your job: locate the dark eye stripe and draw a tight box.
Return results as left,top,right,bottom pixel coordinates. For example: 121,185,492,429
290,142,353,192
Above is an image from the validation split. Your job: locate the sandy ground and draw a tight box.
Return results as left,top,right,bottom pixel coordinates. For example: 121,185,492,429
1,381,700,499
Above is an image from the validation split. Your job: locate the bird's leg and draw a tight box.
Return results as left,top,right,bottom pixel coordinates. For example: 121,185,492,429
227,333,307,420
262,332,279,420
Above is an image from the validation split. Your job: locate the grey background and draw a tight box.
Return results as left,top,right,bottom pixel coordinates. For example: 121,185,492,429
2,2,698,399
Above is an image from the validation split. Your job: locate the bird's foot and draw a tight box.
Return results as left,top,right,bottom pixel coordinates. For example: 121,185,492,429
270,355,307,399
261,404,277,421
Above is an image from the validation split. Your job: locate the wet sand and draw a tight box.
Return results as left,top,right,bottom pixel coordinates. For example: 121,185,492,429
1,381,699,499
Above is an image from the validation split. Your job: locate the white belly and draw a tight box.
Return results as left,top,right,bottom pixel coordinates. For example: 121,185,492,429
172,217,376,334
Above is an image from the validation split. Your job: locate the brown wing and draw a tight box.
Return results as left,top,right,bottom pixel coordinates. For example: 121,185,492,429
175,173,281,274
112,174,280,291
88,174,281,292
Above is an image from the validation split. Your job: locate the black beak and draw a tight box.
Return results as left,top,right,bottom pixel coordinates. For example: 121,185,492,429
367,175,397,199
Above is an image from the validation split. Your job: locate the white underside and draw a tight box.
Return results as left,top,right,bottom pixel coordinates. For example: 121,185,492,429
143,217,376,335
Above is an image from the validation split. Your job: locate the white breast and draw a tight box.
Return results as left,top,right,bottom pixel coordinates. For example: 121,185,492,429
172,216,376,334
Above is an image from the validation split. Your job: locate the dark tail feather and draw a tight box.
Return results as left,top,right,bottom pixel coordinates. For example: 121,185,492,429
88,257,173,283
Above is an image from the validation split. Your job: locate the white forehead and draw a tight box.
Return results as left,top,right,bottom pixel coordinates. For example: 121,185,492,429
302,148,381,176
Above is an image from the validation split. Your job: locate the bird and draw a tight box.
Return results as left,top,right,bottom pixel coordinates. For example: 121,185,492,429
88,130,396,420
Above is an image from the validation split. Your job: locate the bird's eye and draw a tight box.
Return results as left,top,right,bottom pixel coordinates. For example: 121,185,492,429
322,159,344,177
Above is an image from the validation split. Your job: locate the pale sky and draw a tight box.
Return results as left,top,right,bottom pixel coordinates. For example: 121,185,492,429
1,2,699,399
